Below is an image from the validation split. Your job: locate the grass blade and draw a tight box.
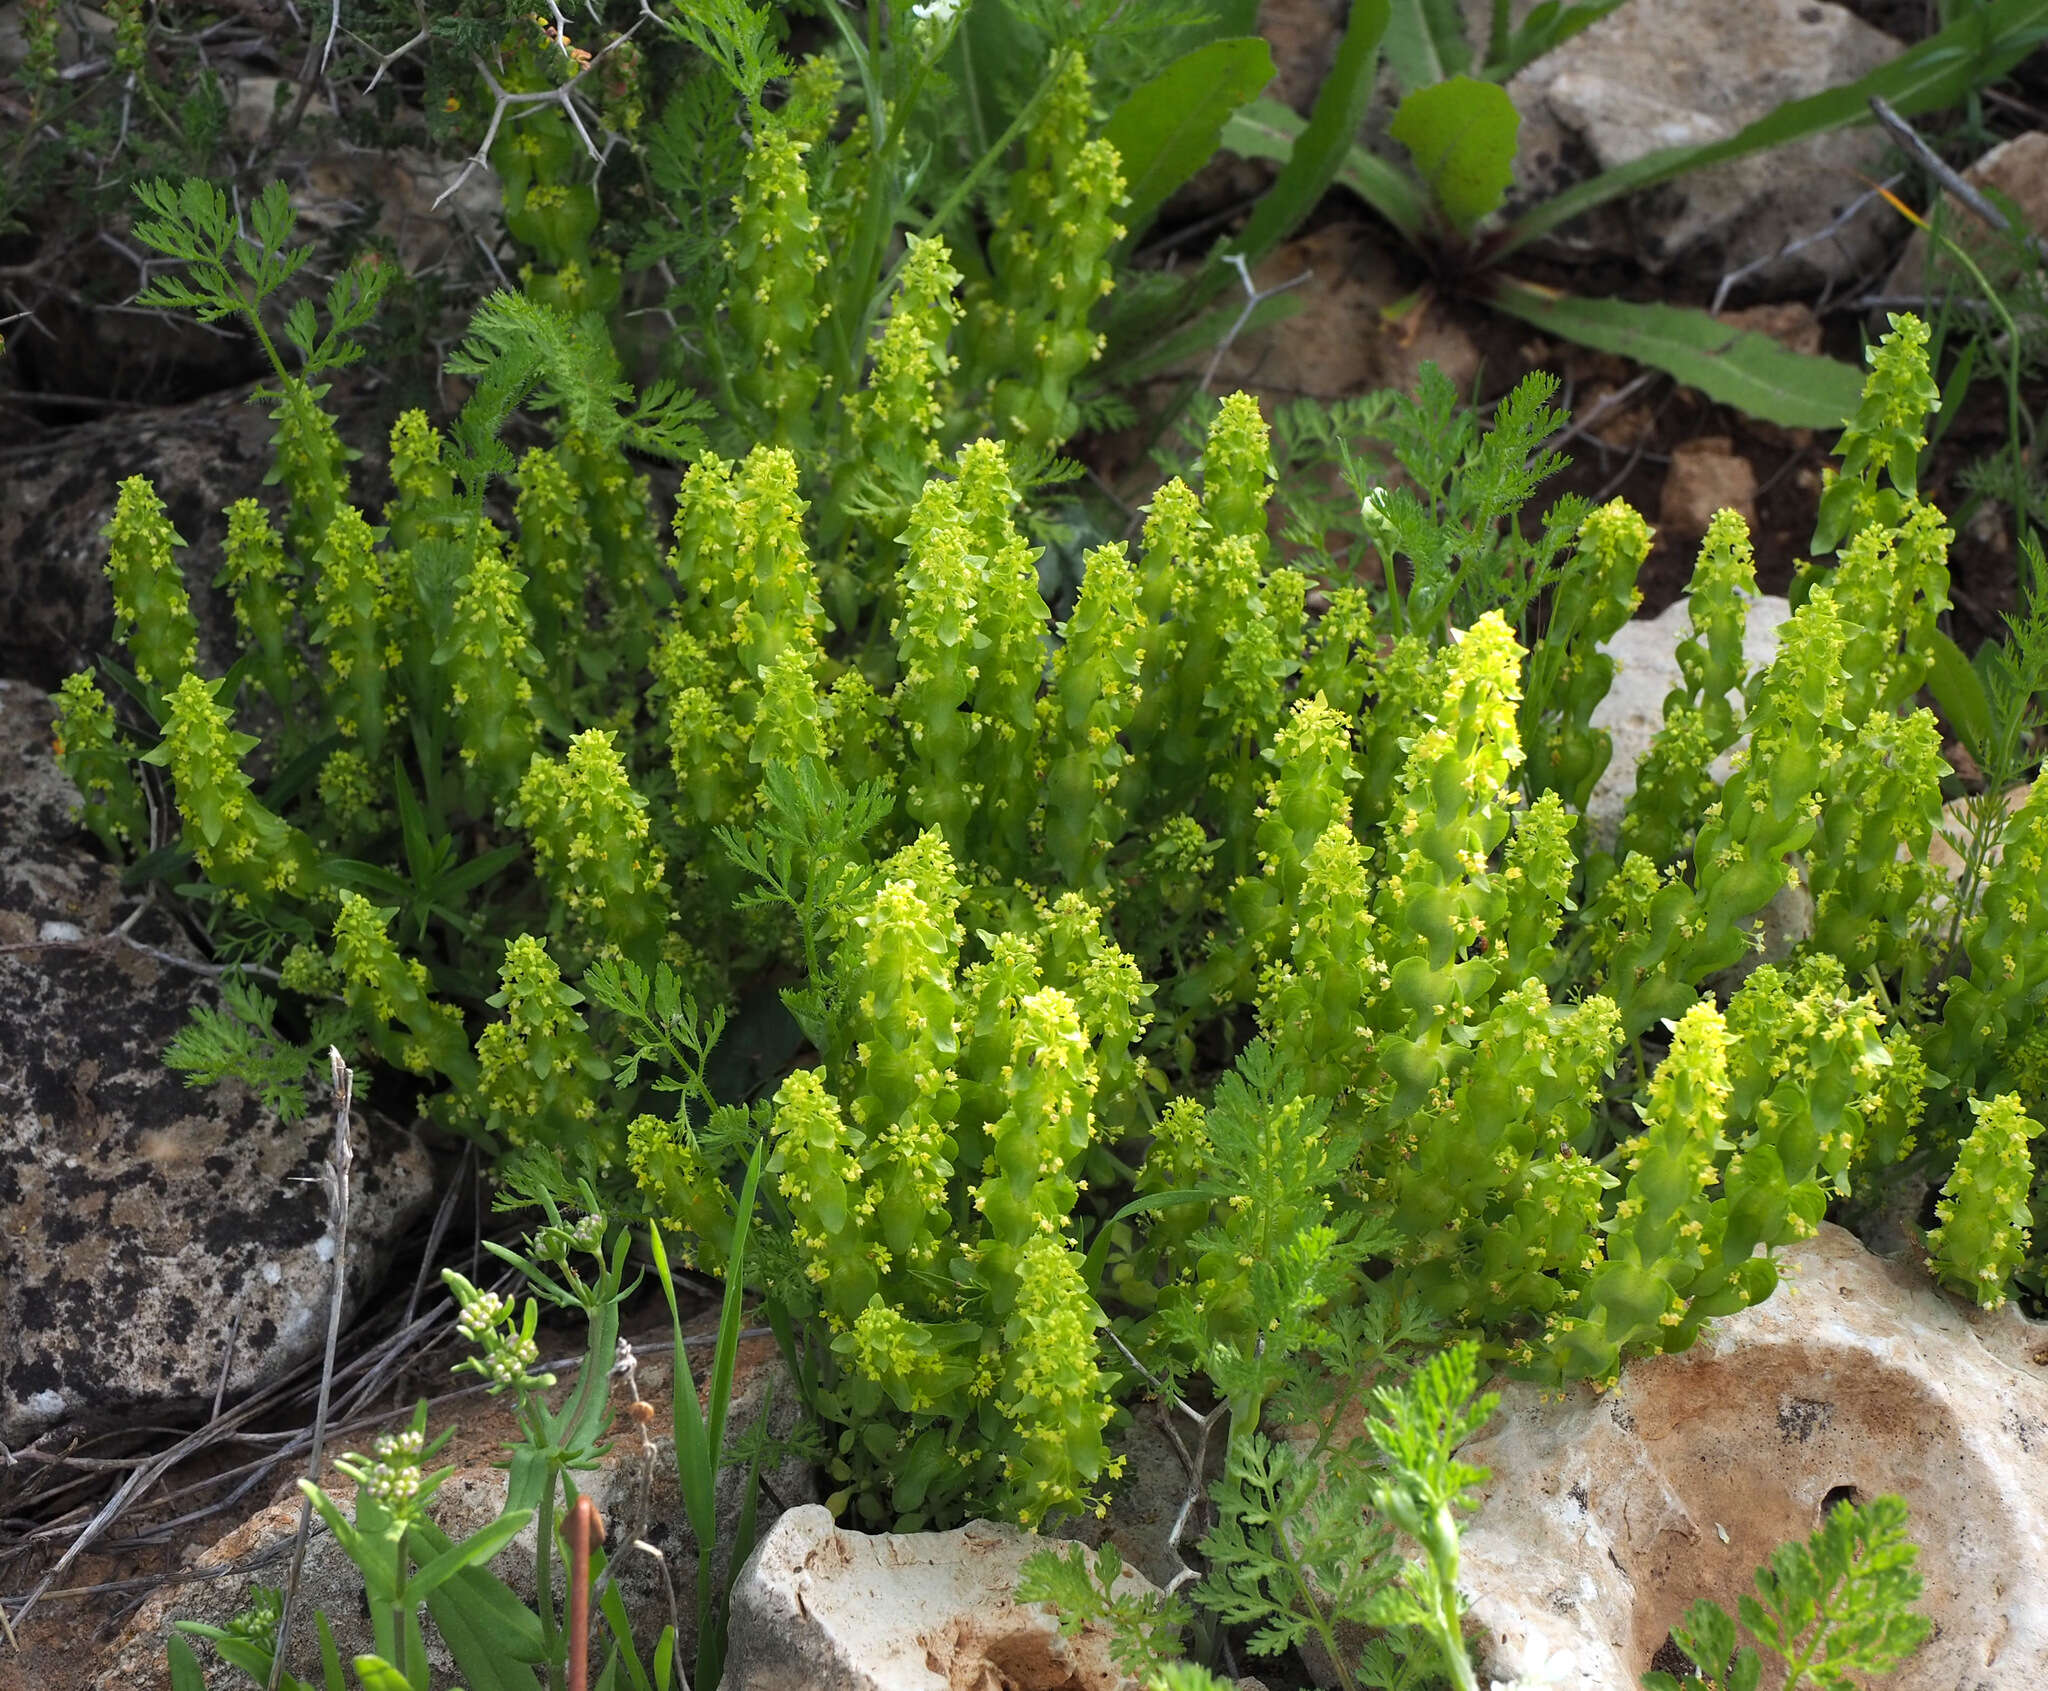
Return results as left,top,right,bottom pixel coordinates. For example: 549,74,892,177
647,1226,715,1550
1221,96,1431,243
1231,0,1397,260
703,1146,765,1484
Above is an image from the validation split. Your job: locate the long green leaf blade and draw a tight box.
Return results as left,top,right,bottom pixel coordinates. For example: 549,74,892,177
407,1509,535,1600
1222,97,1431,241
411,1523,548,1663
1103,38,1275,239
1231,0,1396,259
1488,281,1867,428
167,1636,212,1691
1385,0,1471,92
593,1545,654,1691
423,1580,548,1691
648,1224,716,1549
703,1145,765,1479
1499,0,2048,253
1924,630,1993,759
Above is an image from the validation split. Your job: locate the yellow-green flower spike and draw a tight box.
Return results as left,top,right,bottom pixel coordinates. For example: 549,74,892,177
105,475,197,693
51,671,147,853
1928,1093,2037,1309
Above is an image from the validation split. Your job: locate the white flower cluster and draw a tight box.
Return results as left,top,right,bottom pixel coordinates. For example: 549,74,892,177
457,1288,512,1345
363,1426,427,1511
451,1282,546,1390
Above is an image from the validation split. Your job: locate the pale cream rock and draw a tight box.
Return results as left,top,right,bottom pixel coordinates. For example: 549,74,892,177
722,1504,1156,1691
1584,590,1794,852
1461,1223,2048,1691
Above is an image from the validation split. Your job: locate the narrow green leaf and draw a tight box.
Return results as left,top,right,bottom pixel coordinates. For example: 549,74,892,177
1483,0,1629,80
208,1637,283,1682
423,1581,549,1691
551,1281,623,1454
319,1613,348,1691
1385,0,1470,93
167,1635,210,1691
1500,0,2048,254
299,1481,367,1567
649,1225,717,1548
1103,284,1308,387
503,1443,554,1521
1080,1184,1234,1293
1925,630,1993,760
1231,0,1395,260
261,733,345,810
704,1145,766,1479
593,1545,654,1691
434,842,525,900
1389,75,1520,232
412,1522,548,1662
1103,38,1276,239
392,760,435,888
1488,280,1867,428
1927,335,1977,450
1222,96,1431,241
407,1510,535,1600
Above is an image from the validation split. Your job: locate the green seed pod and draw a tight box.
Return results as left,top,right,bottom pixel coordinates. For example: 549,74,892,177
218,498,302,720
518,728,671,966
473,934,614,1168
142,672,321,906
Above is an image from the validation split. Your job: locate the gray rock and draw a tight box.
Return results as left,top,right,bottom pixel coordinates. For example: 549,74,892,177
1502,0,1903,289
1459,1223,2048,1691
91,1347,817,1690
0,677,435,1446
722,1505,1154,1691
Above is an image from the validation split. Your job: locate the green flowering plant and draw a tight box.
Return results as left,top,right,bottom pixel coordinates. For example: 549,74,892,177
70,187,2048,1617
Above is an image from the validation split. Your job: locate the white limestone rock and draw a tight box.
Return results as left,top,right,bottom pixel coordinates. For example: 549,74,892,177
1460,1223,2048,1691
721,1504,1157,1691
